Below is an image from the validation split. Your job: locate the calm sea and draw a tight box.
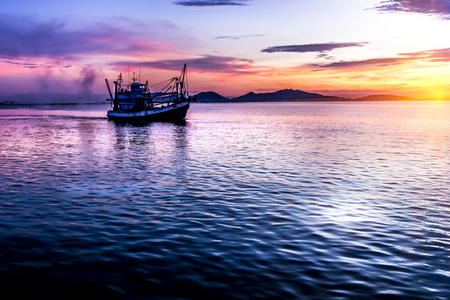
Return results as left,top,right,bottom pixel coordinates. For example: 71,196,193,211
0,102,449,299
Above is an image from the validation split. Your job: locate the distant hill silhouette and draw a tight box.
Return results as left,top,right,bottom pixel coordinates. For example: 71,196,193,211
194,89,345,102
195,91,229,103
232,89,337,102
193,89,422,102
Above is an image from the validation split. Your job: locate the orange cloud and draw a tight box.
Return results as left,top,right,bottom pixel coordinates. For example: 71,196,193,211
312,48,450,69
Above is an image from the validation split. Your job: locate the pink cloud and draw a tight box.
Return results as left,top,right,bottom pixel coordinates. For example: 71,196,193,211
0,15,174,60
313,48,450,69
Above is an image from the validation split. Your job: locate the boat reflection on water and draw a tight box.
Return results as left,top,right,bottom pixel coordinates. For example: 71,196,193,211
111,120,190,186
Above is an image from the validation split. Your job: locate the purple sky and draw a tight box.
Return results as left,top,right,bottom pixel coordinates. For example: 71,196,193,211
0,0,449,99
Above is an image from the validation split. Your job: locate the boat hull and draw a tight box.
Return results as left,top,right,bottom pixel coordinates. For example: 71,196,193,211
107,101,190,121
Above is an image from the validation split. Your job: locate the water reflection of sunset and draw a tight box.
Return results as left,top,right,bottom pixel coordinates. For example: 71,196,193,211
1,102,449,298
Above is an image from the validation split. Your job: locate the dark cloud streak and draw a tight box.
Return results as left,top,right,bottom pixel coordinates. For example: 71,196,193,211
174,0,249,6
1,60,43,69
374,0,450,19
316,53,335,60
115,55,256,74
215,34,265,40
262,42,368,53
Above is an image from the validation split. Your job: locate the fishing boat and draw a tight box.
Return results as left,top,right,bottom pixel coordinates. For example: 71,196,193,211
105,64,195,121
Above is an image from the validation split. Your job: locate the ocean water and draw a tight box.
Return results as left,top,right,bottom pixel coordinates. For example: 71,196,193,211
0,101,448,299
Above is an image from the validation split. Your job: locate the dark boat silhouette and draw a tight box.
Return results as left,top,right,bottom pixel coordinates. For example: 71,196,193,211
105,64,195,121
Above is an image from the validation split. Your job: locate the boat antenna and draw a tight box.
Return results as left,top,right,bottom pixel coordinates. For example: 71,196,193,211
139,66,141,83
179,64,187,97
127,65,130,86
118,73,123,90
185,65,189,97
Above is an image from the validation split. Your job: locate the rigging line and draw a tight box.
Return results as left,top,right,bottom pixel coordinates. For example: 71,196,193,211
150,78,172,90
153,79,176,100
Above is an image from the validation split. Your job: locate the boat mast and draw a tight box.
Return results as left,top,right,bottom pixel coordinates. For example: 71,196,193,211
111,73,123,111
179,64,187,97
118,73,123,91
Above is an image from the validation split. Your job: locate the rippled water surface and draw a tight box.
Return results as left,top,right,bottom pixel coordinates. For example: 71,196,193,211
0,102,449,299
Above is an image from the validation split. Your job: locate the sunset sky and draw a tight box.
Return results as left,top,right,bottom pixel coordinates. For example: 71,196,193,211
0,0,449,98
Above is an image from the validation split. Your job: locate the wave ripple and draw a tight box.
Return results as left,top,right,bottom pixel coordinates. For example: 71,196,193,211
0,102,449,298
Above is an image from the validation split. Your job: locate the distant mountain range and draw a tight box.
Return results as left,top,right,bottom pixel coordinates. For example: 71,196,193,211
195,89,415,103
233,89,338,102
0,90,419,105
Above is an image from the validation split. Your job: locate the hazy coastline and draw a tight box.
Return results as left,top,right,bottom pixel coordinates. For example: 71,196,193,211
1,89,446,106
